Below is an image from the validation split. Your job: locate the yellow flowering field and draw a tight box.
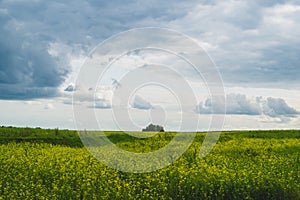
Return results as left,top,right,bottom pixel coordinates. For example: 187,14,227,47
0,127,299,199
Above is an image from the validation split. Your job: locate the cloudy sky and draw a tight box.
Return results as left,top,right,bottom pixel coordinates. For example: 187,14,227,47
1,0,300,131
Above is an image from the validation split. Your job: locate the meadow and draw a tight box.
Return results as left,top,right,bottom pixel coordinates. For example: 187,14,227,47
0,126,299,199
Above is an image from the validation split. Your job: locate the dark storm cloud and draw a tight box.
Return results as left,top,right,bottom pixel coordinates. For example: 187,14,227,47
0,24,67,99
0,1,68,99
0,0,191,100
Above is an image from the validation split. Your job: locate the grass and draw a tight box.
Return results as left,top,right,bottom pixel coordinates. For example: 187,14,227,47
0,126,82,147
0,126,299,199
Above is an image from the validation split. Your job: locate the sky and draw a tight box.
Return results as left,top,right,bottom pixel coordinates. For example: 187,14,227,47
0,0,300,131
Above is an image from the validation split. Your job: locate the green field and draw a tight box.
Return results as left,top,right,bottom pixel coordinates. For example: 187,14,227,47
0,127,299,199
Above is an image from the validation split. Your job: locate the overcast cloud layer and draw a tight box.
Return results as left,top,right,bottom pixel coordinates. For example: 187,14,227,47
1,0,300,100
0,0,299,130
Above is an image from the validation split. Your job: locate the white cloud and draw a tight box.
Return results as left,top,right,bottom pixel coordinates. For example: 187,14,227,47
131,95,152,110
65,84,113,109
44,103,54,110
196,93,299,120
93,99,111,109
262,97,299,117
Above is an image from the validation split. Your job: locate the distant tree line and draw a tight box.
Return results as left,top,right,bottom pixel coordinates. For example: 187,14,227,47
142,124,164,132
